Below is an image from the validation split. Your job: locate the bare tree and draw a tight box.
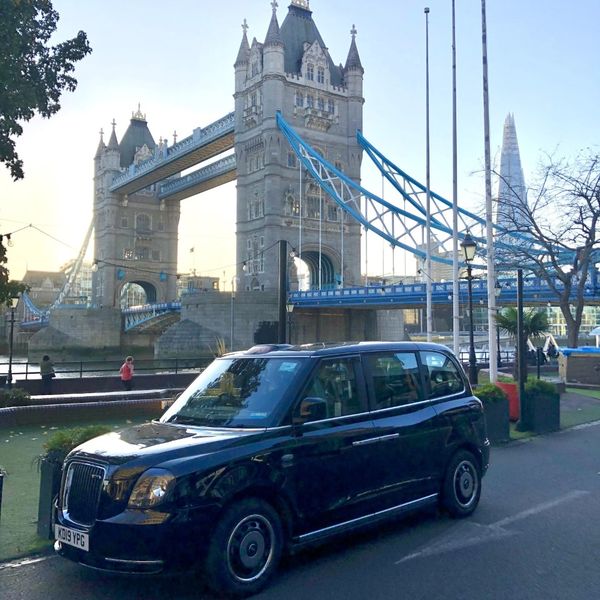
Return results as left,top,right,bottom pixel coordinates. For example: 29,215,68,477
495,151,600,348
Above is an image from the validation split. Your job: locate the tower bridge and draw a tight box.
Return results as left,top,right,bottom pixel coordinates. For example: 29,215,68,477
20,1,600,354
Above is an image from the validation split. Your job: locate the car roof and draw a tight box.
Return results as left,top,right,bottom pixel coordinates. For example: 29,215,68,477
225,341,456,359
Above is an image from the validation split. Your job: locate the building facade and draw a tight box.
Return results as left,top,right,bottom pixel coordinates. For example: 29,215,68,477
234,1,364,291
92,109,181,308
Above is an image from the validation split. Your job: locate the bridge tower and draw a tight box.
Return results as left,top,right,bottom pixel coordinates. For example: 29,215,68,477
92,109,180,307
234,1,364,291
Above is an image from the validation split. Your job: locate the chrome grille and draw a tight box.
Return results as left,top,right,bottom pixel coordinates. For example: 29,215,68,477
63,461,106,526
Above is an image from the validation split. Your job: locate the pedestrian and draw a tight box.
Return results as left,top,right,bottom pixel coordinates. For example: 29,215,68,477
119,356,134,391
40,354,55,395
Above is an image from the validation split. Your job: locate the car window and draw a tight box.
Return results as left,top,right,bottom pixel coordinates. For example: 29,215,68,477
160,357,303,427
300,358,362,420
420,351,465,399
365,352,421,409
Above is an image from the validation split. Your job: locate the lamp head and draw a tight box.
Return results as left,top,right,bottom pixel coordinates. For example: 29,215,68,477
460,231,477,262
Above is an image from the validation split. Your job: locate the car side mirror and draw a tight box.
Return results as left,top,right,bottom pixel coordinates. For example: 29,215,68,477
293,397,328,425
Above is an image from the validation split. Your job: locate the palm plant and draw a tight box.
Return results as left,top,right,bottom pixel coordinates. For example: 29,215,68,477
495,307,548,344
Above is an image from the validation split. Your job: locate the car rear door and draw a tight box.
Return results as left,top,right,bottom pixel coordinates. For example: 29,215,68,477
361,350,444,507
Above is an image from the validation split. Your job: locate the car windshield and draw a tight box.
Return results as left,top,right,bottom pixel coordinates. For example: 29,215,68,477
160,357,304,428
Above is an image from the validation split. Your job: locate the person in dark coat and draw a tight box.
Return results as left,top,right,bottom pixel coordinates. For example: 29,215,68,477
40,355,55,395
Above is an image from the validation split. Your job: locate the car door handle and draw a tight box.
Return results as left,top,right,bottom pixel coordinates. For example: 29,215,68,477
281,453,295,468
352,433,400,446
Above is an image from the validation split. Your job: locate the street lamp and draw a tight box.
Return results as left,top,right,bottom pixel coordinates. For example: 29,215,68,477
495,280,502,368
286,302,294,344
460,232,478,384
6,294,19,389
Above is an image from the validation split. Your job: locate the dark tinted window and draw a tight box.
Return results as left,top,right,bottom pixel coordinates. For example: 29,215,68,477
300,358,362,419
366,352,421,409
420,351,465,399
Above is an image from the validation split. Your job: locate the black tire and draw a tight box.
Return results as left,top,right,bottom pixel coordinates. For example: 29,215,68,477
204,498,283,597
441,450,482,518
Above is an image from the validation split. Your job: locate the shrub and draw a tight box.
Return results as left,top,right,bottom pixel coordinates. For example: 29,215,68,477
475,383,508,404
524,379,559,401
39,425,112,466
0,387,31,408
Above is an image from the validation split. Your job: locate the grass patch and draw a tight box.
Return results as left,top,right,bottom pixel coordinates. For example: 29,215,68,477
0,415,150,562
560,404,600,429
566,387,600,399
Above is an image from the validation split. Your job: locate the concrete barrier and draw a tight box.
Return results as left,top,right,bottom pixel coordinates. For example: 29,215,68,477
0,393,179,427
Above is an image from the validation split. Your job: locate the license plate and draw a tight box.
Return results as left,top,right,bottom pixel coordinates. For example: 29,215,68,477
55,525,89,551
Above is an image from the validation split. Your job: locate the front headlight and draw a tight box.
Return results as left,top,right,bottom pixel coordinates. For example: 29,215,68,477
128,468,175,509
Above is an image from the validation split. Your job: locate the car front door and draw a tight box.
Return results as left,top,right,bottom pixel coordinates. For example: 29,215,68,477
284,356,380,535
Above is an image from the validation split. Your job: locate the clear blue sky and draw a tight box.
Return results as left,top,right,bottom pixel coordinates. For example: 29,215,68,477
1,0,598,285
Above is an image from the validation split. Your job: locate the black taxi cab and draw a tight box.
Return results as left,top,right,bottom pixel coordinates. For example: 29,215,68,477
54,342,490,596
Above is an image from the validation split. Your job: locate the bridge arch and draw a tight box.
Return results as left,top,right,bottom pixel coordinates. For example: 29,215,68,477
297,245,340,290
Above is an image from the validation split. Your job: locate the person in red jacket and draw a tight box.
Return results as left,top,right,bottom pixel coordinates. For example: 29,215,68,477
119,356,134,391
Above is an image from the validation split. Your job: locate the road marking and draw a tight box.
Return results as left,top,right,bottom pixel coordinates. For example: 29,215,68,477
0,555,54,571
491,490,589,529
396,490,590,564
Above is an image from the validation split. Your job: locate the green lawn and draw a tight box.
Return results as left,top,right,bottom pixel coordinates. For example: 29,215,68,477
0,416,149,562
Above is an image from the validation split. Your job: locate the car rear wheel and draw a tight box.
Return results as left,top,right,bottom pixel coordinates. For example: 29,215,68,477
441,449,481,518
205,498,283,597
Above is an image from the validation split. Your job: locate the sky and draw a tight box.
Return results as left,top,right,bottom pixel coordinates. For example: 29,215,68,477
1,0,598,289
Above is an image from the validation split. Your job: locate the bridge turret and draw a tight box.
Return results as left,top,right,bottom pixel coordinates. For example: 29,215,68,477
234,19,250,92
104,120,121,172
344,25,364,134
263,2,284,75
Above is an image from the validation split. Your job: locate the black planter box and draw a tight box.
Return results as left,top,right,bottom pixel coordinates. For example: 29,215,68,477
483,398,510,445
37,459,62,539
529,393,560,434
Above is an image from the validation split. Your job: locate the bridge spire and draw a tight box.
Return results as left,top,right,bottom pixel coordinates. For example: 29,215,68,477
265,1,283,46
107,119,119,150
235,18,250,66
344,24,363,73
94,128,106,159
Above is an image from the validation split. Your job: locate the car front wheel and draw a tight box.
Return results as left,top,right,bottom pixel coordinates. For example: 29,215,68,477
205,498,283,597
441,449,481,518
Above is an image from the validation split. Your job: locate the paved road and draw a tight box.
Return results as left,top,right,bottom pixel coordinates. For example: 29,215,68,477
1,422,599,600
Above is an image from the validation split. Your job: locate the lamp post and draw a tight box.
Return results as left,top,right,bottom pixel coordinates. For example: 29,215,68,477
495,280,502,368
6,294,19,389
230,276,239,351
460,232,478,384
286,302,294,344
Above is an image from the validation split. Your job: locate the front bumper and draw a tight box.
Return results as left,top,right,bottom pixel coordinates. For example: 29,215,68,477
54,505,220,574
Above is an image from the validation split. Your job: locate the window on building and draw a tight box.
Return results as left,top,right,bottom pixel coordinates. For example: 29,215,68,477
317,66,325,84
157,220,165,232
251,61,259,77
136,213,151,232
327,203,339,222
135,247,150,260
306,64,314,80
152,250,160,261
317,97,325,111
121,216,129,228
123,248,134,260
328,99,335,114
307,196,320,219
295,92,304,107
251,92,257,107
287,152,297,168
306,94,314,108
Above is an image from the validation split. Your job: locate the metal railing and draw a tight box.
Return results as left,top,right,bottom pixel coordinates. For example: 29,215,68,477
0,357,210,381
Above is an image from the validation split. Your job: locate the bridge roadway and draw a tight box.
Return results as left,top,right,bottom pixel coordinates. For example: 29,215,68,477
118,276,599,331
109,112,235,199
